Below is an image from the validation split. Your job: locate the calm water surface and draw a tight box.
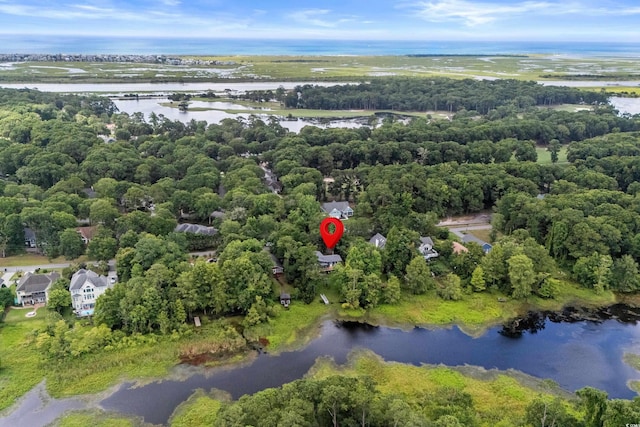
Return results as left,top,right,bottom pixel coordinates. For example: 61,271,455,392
99,311,640,425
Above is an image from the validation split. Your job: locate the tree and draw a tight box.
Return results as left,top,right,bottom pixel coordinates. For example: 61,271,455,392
47,288,71,314
58,228,85,260
470,266,486,292
514,141,537,162
345,241,382,276
438,273,462,301
382,275,401,304
404,256,435,294
611,254,640,293
549,139,561,163
89,199,119,226
577,387,608,427
525,397,573,427
0,287,13,309
383,227,419,277
88,234,118,262
508,254,536,299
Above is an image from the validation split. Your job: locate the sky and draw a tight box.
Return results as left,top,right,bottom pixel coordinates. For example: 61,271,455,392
0,0,638,41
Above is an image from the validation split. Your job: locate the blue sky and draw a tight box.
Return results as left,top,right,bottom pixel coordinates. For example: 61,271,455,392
0,0,638,41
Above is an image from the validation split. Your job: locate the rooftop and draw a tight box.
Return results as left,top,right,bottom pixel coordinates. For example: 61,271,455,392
70,269,109,291
174,223,218,236
315,251,343,263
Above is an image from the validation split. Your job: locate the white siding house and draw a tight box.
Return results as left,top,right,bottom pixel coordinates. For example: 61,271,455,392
70,269,112,316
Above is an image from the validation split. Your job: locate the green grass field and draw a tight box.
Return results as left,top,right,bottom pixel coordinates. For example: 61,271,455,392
536,146,568,164
0,253,87,267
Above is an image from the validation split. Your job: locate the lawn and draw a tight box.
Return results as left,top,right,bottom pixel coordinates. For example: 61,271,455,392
0,307,48,411
536,146,568,165
0,253,87,268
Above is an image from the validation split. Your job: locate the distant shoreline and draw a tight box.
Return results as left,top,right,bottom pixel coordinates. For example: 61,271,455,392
1,36,640,56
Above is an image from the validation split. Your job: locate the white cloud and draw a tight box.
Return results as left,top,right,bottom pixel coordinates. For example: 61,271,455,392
288,9,337,27
408,0,640,26
161,0,181,5
411,0,560,26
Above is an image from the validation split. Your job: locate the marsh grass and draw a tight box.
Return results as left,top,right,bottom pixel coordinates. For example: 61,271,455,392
309,351,572,426
2,55,640,84
168,389,224,427
0,307,47,411
244,297,332,352
52,410,139,427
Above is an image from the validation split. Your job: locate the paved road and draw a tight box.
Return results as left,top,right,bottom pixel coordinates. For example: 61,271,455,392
449,224,493,239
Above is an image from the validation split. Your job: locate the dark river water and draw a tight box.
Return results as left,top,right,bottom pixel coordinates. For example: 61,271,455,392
98,305,640,425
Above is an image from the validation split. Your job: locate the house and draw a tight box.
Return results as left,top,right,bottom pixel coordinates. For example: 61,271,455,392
210,210,225,220
82,187,99,199
461,234,493,253
315,251,343,272
418,237,439,260
266,249,284,276
174,223,218,236
24,227,36,248
452,242,469,255
280,292,291,308
15,271,60,306
368,233,387,250
321,201,353,220
70,269,113,316
76,226,99,244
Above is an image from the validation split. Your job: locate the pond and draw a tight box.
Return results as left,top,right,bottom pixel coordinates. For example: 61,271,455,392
111,98,369,133
97,305,640,425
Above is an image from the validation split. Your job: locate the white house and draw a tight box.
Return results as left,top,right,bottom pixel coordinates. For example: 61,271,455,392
70,269,112,316
321,201,353,220
418,237,439,260
15,272,60,306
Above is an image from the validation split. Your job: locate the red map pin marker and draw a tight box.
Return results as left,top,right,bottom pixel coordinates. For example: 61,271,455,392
320,217,344,249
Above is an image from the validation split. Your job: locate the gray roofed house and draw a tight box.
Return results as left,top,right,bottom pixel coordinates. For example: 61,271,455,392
321,201,353,220
315,251,343,272
174,223,218,236
16,271,60,305
369,233,387,249
210,210,225,219
461,234,493,253
418,236,439,260
24,227,36,248
70,269,112,316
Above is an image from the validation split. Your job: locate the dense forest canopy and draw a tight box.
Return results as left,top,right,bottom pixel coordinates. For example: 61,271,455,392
282,77,609,112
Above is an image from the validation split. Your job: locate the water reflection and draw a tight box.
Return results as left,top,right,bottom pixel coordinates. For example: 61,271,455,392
98,309,640,425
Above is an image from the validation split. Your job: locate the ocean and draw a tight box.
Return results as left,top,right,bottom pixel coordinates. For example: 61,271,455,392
1,36,640,56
